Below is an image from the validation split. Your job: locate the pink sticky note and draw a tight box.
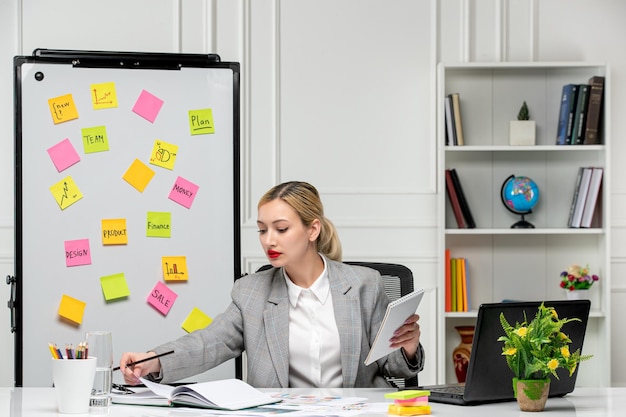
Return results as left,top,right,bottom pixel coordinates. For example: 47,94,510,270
147,281,177,315
132,89,164,123
64,239,91,267
47,138,81,172
168,176,199,209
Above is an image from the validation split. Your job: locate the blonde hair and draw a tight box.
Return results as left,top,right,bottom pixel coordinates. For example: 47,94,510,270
258,181,342,261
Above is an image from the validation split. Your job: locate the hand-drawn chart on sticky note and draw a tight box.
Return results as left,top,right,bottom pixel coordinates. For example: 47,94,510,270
64,238,91,267
47,138,81,172
188,108,215,135
50,176,83,210
122,159,155,192
149,140,178,170
147,281,177,316
48,93,79,124
162,256,187,281
91,81,118,110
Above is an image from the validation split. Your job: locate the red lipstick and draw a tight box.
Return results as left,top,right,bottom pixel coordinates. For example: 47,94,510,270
267,250,281,259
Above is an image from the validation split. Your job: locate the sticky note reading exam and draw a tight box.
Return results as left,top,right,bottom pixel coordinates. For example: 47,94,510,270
122,159,155,192
48,93,79,124
91,82,118,109
182,307,213,333
132,89,164,123
146,212,171,238
81,126,110,153
50,176,83,210
58,294,87,324
147,281,177,316
188,108,215,135
100,273,130,301
101,218,128,245
64,239,91,267
47,138,81,172
162,256,187,281
168,176,199,209
149,140,178,170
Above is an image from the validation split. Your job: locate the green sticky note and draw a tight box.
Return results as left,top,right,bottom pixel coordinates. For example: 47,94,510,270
146,212,172,238
384,390,431,400
82,125,110,153
100,273,130,301
188,108,215,135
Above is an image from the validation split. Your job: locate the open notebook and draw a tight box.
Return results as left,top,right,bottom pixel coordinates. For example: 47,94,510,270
422,300,591,406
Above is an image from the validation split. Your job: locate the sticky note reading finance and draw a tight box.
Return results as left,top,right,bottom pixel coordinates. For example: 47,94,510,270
147,281,177,316
48,93,79,124
102,218,128,245
132,89,164,123
149,140,178,170
58,294,87,324
182,307,213,333
91,82,118,110
47,138,81,172
100,273,130,301
50,176,83,210
168,176,199,209
188,108,215,135
122,159,155,192
146,212,171,238
162,256,187,281
64,238,91,267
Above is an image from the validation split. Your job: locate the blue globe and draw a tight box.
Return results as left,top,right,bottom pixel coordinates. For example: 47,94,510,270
501,175,540,228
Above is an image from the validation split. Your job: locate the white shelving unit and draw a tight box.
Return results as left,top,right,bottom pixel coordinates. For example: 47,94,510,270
437,62,610,387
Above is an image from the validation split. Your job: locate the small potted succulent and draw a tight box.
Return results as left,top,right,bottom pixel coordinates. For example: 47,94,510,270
510,101,536,145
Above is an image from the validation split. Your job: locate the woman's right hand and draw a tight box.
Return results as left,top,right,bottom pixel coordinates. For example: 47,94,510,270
118,351,161,385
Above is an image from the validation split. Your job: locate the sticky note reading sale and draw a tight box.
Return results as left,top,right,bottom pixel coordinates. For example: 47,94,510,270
58,294,87,324
48,93,79,124
100,273,130,301
47,138,80,172
168,176,199,209
182,307,212,333
64,238,91,267
147,281,177,315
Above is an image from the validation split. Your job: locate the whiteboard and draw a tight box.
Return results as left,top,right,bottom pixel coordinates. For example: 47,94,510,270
14,50,240,387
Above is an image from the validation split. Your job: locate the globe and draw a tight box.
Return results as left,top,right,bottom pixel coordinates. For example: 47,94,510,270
500,175,540,228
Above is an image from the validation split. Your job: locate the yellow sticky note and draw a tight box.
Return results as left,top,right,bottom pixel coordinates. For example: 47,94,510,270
58,294,87,324
81,126,110,153
385,390,431,400
49,176,83,210
100,273,130,301
387,404,431,416
147,212,171,238
162,256,187,281
48,93,79,124
91,82,118,109
188,108,215,135
102,218,128,245
123,159,155,192
182,307,212,333
149,140,178,170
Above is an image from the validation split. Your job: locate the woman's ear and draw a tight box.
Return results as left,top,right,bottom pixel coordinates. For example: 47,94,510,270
309,218,321,242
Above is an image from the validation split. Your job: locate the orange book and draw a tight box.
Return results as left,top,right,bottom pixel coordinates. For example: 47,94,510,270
445,249,451,312
455,258,464,312
461,258,468,312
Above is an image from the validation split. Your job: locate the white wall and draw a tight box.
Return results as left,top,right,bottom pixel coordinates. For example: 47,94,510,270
1,0,626,387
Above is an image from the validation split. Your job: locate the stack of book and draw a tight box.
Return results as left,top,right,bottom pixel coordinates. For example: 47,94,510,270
556,76,605,145
445,249,470,312
444,92,465,146
445,168,475,228
385,390,431,416
568,166,603,228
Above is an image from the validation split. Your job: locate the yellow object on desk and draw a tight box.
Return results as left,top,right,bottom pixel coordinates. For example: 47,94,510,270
388,404,431,415
384,390,430,400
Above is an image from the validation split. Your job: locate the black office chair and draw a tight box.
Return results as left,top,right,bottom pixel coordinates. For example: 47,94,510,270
255,261,418,388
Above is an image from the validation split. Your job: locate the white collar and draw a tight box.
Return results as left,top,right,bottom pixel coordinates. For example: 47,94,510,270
284,255,329,307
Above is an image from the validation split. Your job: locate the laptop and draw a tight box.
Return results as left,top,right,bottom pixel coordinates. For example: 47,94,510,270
422,300,591,406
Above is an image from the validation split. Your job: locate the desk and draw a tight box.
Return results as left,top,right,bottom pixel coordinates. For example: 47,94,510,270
2,387,625,416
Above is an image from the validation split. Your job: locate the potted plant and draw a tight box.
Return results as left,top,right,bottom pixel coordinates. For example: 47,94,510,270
560,264,599,300
498,303,592,412
509,101,536,145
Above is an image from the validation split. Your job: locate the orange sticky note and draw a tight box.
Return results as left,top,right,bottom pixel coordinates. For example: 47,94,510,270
162,256,187,281
91,82,118,109
58,294,87,324
181,307,212,333
48,93,79,124
101,218,128,245
123,159,155,192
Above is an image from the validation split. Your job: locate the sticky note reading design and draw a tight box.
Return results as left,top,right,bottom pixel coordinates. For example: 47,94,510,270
149,140,178,170
58,294,87,324
182,307,213,333
122,159,155,192
168,176,199,209
147,281,177,316
132,89,164,123
100,273,130,301
48,93,79,124
47,138,81,172
162,256,187,281
50,176,83,210
65,239,91,267
81,126,110,153
188,108,215,135
146,212,171,238
91,82,118,110
102,218,128,245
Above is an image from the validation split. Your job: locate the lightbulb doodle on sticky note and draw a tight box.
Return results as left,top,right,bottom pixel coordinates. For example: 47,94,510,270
47,138,81,172
48,93,79,124
50,176,83,210
149,140,178,170
168,176,199,209
188,108,215,135
64,239,91,267
100,273,130,301
58,294,87,325
162,256,187,281
122,159,155,192
91,82,118,110
101,218,128,245
182,307,212,333
147,281,177,316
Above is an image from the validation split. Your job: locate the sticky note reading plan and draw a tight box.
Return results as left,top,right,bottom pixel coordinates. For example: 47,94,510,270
188,108,215,135
147,281,177,315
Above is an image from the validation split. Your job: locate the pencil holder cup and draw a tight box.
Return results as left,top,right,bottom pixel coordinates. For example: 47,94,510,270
51,357,96,414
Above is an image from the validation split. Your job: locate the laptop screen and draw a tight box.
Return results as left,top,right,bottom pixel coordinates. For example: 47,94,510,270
462,300,591,403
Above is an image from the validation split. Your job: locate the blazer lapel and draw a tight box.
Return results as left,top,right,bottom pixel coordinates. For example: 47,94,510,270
263,269,290,387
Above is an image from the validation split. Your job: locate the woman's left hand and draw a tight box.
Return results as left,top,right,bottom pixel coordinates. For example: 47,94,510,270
389,314,421,359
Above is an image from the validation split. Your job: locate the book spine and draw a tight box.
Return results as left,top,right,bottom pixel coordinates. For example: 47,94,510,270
445,249,451,312
580,167,603,228
450,257,457,312
567,167,584,228
455,258,463,312
449,168,476,228
572,84,590,145
451,93,464,146
556,84,578,145
583,76,605,145
570,167,593,228
445,169,466,228
445,95,457,146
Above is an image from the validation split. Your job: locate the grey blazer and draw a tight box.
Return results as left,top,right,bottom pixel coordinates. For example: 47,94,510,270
152,258,424,388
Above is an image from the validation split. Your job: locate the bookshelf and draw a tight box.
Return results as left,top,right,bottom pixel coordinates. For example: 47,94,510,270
437,62,610,387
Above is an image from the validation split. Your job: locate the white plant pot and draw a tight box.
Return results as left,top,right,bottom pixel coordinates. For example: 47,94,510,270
509,120,536,146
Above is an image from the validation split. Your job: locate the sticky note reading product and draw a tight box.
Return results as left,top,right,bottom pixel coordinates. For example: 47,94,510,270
91,82,118,110
188,108,215,135
64,239,91,267
122,159,155,192
132,89,164,123
81,126,109,153
149,140,178,170
147,281,177,315
162,256,187,281
168,176,199,209
100,273,130,301
47,138,81,172
101,218,128,245
182,307,213,333
48,93,79,124
146,212,171,238
58,294,87,324
49,176,83,210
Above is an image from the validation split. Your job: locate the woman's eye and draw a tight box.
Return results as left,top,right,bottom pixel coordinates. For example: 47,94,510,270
277,228,288,233
257,229,266,234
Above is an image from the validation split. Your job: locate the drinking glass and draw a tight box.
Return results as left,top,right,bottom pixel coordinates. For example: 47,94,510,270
85,330,113,407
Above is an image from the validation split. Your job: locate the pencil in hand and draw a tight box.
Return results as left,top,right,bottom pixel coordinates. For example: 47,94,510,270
113,350,175,371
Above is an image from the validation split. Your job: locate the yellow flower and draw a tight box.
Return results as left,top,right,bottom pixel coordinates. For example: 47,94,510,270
503,348,517,356
561,346,570,358
548,359,559,371
514,327,528,337
550,309,559,320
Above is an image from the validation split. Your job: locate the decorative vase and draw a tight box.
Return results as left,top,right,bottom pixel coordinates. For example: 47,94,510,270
509,120,536,145
566,289,590,300
452,325,475,383
513,378,550,412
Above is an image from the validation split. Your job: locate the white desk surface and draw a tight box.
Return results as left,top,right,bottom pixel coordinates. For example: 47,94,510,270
2,386,625,416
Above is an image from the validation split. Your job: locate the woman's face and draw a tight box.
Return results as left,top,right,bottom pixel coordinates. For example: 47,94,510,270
257,199,319,267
